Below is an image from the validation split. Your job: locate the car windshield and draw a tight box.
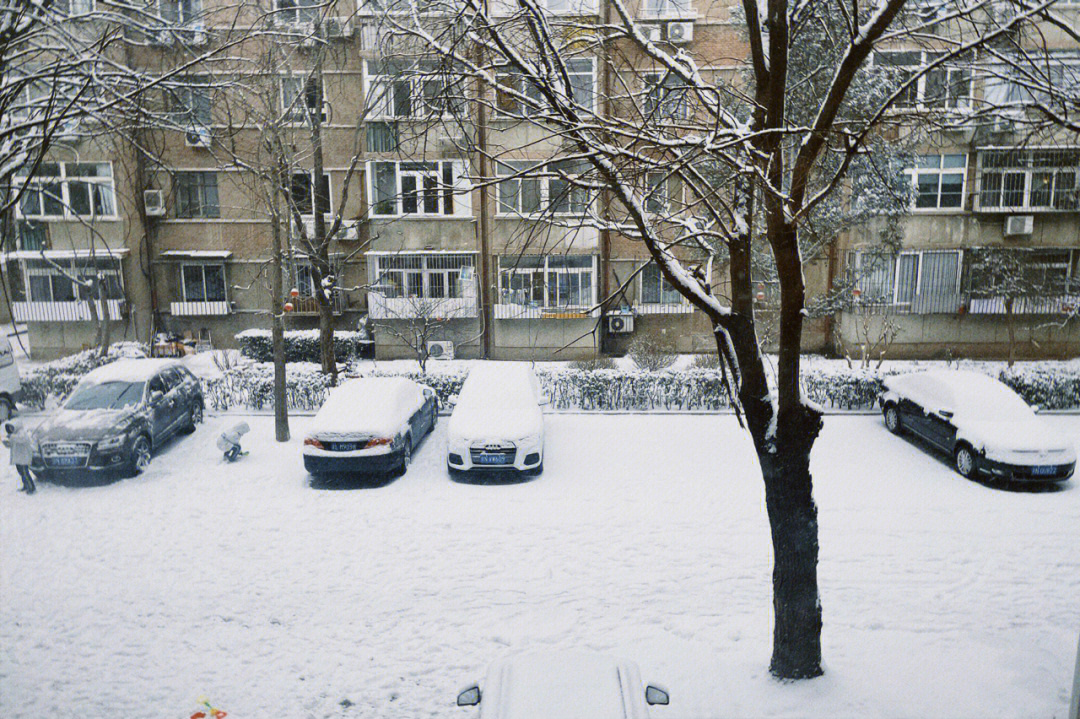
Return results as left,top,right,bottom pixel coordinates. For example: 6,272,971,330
64,381,145,410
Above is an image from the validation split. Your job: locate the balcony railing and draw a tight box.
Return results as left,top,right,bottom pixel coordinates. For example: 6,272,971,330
494,303,600,319
633,302,694,314
967,295,1080,315
170,301,230,316
368,294,479,320
12,300,124,323
290,295,345,315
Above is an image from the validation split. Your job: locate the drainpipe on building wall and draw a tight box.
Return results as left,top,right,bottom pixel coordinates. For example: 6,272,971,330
476,30,493,359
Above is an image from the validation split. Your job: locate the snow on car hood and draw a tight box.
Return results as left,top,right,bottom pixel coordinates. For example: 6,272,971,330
310,377,424,439
960,416,1075,456
31,408,137,443
447,403,542,442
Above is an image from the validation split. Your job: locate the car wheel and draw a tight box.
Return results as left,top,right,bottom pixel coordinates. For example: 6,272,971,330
396,436,412,477
884,404,902,434
0,396,11,422
955,445,977,479
128,435,152,476
182,402,203,434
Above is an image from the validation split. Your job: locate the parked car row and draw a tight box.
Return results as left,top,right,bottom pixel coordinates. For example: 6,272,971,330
302,362,548,480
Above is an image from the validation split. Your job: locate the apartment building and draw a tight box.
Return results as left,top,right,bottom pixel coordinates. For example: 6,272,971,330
2,0,1078,360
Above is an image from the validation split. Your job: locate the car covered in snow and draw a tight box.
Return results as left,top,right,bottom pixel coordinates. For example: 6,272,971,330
0,331,21,421
879,369,1076,482
29,359,203,478
445,362,546,475
302,377,437,477
456,651,669,719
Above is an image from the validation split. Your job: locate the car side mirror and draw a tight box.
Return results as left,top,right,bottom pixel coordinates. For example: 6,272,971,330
645,685,669,706
149,390,164,405
938,409,954,419
456,685,481,706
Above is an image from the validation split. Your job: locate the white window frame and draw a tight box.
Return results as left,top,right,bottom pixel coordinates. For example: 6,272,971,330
490,0,598,15
643,71,691,120
364,60,460,120
640,0,694,18
498,255,597,309
850,249,962,309
179,263,227,303
368,160,469,217
875,49,973,111
158,0,202,25
289,172,332,219
905,153,967,211
281,75,328,124
975,147,1080,212
275,0,319,24
372,254,476,300
494,58,595,116
496,160,591,217
20,257,124,303
16,162,118,221
639,261,684,305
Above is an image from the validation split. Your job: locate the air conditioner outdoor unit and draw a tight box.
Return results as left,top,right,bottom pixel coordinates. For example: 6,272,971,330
325,16,353,37
143,189,166,217
338,220,362,240
641,24,662,42
666,21,693,43
427,340,455,360
1004,214,1034,236
185,126,212,148
607,312,634,334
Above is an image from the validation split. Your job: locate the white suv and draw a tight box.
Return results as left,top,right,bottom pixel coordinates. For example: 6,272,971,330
0,332,22,421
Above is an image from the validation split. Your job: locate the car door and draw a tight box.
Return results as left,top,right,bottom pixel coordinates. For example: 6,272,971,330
921,409,957,450
897,394,927,437
421,388,437,435
146,373,173,445
161,368,188,436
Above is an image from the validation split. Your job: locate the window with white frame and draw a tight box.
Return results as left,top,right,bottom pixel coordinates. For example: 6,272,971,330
180,263,226,302
977,148,1079,211
289,172,331,216
499,255,595,308
17,257,123,302
495,59,594,115
645,172,670,214
875,50,971,110
497,160,591,216
984,56,1080,108
276,0,319,24
848,249,962,312
370,161,466,217
639,262,682,304
373,254,475,299
641,0,693,17
906,154,966,209
175,171,219,218
281,75,327,123
166,76,211,129
17,162,116,220
643,72,690,120
53,0,94,17
969,248,1077,297
490,0,598,15
159,0,201,24
366,60,463,119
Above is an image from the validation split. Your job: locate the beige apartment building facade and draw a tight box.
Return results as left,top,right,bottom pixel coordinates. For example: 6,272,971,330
2,0,1078,361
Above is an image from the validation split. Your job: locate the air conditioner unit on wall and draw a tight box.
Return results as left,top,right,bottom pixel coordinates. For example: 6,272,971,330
143,189,166,217
427,340,454,360
1004,214,1033,236
607,312,634,334
666,21,693,43
185,126,212,148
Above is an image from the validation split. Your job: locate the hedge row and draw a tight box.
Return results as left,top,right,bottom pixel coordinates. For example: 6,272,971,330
235,329,372,363
18,343,148,410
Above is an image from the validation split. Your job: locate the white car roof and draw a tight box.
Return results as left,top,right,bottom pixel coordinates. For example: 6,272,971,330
81,359,182,384
482,651,649,719
887,370,1031,417
312,377,424,436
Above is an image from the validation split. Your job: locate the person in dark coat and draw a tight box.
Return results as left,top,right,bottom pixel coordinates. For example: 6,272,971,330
5,422,35,494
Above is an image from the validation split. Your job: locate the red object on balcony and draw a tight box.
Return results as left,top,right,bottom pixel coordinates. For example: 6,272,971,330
284,302,294,312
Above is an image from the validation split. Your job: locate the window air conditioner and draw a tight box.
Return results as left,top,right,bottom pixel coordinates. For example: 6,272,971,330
185,126,212,148
143,189,166,217
1004,215,1033,236
666,21,693,43
607,312,634,334
427,340,455,360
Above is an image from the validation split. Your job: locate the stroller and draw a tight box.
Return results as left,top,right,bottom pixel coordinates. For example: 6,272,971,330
217,421,250,462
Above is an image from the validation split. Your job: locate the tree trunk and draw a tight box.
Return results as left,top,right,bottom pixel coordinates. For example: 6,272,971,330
318,300,337,382
270,164,290,443
309,50,337,384
1005,297,1016,367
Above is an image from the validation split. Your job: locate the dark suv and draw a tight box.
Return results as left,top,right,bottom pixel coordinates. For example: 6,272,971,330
30,359,204,479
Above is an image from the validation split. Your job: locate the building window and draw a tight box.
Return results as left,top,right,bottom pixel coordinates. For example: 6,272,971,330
19,257,123,302
978,148,1079,211
276,0,319,24
167,76,211,131
289,172,331,216
499,254,595,308
490,0,598,14
159,0,201,24
181,264,226,302
640,262,682,304
369,161,466,217
373,254,475,299
281,75,327,123
175,171,219,218
497,160,590,216
644,72,690,119
641,0,692,16
366,60,462,119
495,59,594,116
985,58,1080,107
969,248,1077,296
848,249,961,312
875,50,971,110
16,162,116,220
645,172,669,214
366,122,399,152
906,154,965,209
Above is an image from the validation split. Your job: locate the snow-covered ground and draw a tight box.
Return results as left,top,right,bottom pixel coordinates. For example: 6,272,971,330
1,414,1078,719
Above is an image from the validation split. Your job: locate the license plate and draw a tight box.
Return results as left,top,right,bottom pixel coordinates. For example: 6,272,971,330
476,454,509,465
1031,465,1057,476
51,457,83,467
334,443,357,451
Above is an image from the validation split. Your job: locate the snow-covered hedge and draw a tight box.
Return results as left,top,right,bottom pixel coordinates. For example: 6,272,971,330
235,329,372,363
18,343,148,409
999,368,1080,410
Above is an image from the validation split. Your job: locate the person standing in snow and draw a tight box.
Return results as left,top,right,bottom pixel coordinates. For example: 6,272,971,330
5,422,35,494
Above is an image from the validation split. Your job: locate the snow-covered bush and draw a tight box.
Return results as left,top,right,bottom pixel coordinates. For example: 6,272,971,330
627,330,678,371
540,368,730,410
235,329,371,363
998,368,1080,410
18,342,149,409
568,357,619,371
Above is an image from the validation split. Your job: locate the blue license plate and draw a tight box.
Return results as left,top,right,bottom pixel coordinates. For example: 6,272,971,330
1031,465,1057,476
334,443,357,451
476,454,509,465
51,457,83,466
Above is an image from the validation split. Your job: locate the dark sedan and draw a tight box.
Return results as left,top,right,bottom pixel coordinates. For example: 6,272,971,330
30,359,204,479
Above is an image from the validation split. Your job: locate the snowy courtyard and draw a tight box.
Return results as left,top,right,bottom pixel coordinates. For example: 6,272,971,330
1,412,1078,719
